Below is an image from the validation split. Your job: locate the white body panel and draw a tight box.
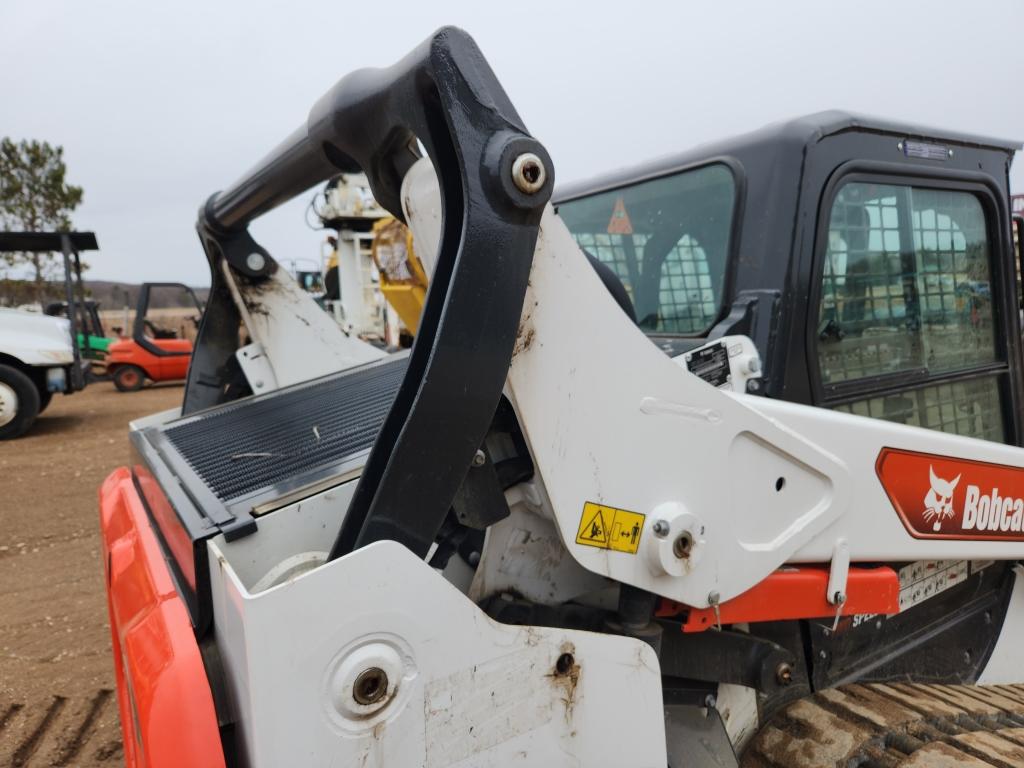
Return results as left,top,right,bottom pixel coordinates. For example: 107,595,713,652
400,157,1024,609
223,262,384,391
469,481,611,606
402,161,443,279
507,204,851,607
128,406,182,432
207,483,666,768
755,398,1024,562
716,682,759,752
978,565,1024,683
199,158,1024,767
235,342,279,395
0,307,73,366
334,230,386,338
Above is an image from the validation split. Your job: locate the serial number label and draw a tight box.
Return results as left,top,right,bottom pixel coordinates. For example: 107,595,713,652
686,342,731,388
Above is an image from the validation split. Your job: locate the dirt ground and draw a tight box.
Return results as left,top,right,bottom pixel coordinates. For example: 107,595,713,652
0,381,183,767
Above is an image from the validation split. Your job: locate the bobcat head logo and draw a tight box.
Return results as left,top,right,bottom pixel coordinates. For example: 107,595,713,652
923,465,960,532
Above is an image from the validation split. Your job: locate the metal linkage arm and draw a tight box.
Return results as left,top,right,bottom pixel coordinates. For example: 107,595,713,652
325,28,554,559
190,27,554,558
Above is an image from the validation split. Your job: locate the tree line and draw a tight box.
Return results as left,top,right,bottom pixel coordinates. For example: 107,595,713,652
0,138,84,304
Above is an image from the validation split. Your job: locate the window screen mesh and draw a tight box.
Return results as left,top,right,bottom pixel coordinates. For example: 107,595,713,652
819,182,995,385
835,376,1004,443
559,164,735,335
819,181,1004,441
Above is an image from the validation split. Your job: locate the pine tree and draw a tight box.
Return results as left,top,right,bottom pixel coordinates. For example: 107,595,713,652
0,138,84,302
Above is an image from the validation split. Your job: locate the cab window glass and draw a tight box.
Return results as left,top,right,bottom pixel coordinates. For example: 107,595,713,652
818,182,996,384
818,181,1004,442
141,285,203,342
558,164,735,334
834,378,1004,443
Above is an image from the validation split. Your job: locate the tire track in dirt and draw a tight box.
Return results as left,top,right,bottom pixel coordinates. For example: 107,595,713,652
0,690,121,767
10,696,66,766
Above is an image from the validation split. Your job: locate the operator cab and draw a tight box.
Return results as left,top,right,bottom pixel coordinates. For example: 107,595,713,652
557,111,1023,446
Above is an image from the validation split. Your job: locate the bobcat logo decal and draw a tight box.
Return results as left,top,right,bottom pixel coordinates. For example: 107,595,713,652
923,465,960,532
878,448,1024,541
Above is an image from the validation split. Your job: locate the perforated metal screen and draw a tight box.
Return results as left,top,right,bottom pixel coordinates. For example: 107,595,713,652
164,355,408,502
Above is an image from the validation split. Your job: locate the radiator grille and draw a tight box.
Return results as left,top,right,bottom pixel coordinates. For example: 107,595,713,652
163,355,407,501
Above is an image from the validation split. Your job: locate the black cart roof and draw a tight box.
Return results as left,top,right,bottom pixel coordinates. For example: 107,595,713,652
0,231,98,252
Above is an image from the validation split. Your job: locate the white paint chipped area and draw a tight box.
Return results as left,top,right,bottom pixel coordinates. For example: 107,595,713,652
208,530,667,767
424,648,554,768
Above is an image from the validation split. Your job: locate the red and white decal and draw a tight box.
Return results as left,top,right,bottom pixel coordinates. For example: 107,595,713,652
877,448,1024,541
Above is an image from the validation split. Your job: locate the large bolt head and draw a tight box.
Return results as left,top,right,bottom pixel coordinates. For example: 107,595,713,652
245,252,267,272
352,667,389,706
644,503,705,578
329,642,403,718
511,153,547,194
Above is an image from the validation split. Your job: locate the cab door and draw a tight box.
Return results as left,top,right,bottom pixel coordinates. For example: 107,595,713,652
807,172,1018,445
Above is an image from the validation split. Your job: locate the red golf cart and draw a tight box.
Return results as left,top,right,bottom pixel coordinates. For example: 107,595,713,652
106,283,202,392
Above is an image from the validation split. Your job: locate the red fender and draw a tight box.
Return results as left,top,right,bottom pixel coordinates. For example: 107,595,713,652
99,468,226,767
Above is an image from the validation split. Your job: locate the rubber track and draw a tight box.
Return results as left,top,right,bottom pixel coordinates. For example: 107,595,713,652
742,683,1024,767
0,690,120,767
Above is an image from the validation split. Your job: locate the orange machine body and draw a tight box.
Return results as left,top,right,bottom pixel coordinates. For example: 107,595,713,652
99,468,225,767
659,565,901,633
106,338,193,383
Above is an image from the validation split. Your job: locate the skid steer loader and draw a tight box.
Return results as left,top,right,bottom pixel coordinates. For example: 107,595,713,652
99,27,1024,767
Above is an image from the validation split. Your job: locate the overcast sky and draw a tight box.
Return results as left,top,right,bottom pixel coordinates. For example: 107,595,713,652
3,0,1022,287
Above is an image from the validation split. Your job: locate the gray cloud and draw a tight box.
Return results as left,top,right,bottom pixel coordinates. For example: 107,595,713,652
3,0,1021,285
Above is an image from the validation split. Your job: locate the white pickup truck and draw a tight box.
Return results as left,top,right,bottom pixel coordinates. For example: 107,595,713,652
0,307,87,438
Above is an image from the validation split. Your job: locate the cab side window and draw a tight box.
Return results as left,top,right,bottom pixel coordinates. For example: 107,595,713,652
559,164,735,335
816,181,1006,442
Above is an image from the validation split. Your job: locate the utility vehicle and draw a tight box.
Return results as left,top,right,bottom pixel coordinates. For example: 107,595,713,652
100,28,1024,767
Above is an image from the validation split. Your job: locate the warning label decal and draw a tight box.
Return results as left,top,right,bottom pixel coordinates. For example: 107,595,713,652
606,197,634,235
576,501,645,554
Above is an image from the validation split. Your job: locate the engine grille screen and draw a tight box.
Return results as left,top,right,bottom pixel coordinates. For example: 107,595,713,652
163,355,408,501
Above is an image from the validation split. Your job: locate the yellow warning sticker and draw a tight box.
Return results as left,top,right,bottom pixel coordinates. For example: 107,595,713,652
575,501,645,554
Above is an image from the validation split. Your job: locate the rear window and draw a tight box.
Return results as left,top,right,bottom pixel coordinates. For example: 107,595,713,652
558,164,736,334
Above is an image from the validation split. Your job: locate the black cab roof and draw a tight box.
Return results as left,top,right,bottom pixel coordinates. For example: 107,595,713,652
556,110,1021,202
